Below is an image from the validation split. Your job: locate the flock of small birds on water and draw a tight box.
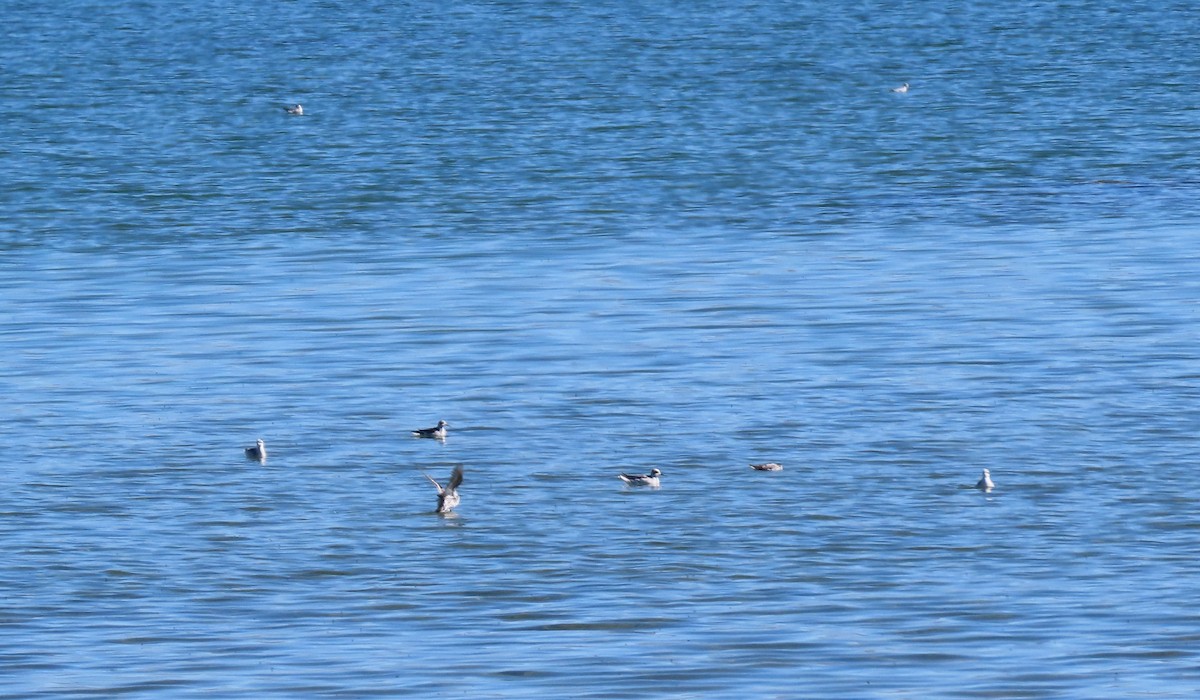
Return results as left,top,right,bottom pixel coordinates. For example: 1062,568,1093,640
267,80,931,513
244,414,997,515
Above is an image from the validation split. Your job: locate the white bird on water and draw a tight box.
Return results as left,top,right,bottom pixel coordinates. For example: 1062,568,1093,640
244,439,267,462
891,82,909,93
284,104,303,115
750,462,783,471
412,420,449,439
976,469,995,492
425,465,463,514
618,468,662,488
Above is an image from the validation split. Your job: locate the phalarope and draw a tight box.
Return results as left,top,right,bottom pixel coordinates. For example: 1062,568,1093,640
750,462,783,471
412,420,448,439
244,439,267,462
425,465,463,513
618,468,662,488
891,82,909,93
284,104,303,115
975,469,994,492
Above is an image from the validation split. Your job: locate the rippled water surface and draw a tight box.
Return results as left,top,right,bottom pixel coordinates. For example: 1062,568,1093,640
4,1,1200,697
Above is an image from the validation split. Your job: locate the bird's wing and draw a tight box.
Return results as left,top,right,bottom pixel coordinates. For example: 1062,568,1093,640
424,473,443,493
447,466,464,491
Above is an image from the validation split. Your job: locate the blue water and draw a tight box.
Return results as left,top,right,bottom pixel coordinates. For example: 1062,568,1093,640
4,1,1200,697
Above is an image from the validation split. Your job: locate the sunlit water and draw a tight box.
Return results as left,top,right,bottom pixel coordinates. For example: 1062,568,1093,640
4,1,1200,697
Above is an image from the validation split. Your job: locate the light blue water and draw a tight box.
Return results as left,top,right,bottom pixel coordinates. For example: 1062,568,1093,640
4,1,1200,697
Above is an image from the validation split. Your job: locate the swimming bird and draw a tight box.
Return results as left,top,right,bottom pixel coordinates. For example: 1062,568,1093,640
284,104,303,115
891,82,909,93
425,465,463,514
412,420,449,439
244,439,267,462
750,462,783,471
976,469,994,492
618,468,662,488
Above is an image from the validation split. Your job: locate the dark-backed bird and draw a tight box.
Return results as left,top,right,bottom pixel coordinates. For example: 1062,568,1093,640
412,420,449,439
245,439,267,462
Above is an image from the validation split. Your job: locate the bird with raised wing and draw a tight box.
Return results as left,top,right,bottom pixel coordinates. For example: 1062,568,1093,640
425,465,464,513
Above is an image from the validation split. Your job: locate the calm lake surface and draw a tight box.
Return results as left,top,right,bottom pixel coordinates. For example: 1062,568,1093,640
4,1,1200,697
